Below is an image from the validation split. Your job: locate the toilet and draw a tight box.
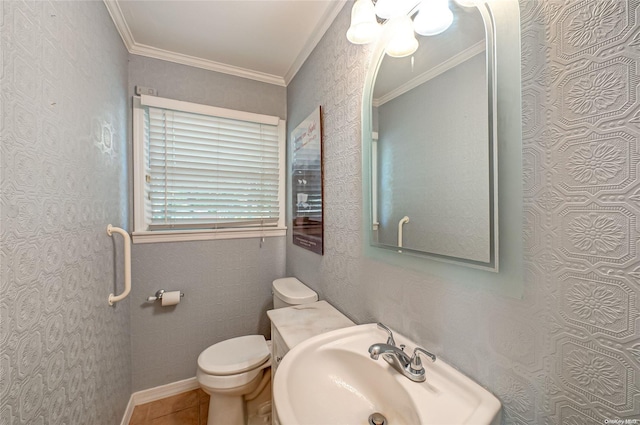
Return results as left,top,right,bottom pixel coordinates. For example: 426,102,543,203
196,277,318,425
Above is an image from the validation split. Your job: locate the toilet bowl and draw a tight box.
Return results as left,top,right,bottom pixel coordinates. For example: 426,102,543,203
196,277,317,425
197,335,272,425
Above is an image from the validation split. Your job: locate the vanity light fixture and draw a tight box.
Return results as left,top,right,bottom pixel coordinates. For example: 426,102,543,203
346,0,481,57
346,0,381,44
385,15,419,57
413,0,454,36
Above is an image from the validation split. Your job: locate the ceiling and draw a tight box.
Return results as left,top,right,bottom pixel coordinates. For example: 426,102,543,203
104,0,348,87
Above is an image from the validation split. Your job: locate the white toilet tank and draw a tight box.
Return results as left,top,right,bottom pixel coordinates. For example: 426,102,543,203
272,277,318,309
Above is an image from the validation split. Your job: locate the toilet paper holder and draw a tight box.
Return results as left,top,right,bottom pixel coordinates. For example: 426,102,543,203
146,289,185,303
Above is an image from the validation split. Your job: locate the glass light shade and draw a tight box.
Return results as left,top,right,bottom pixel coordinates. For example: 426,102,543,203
346,0,381,44
385,16,419,58
374,0,419,19
413,0,454,36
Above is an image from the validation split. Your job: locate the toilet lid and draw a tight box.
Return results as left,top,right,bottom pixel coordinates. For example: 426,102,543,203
272,277,318,305
198,335,269,376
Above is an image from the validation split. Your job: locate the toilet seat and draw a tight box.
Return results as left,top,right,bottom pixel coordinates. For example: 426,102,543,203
197,335,271,390
198,335,270,375
197,364,266,390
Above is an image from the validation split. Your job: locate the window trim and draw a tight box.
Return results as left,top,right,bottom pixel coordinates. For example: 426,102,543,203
132,96,287,244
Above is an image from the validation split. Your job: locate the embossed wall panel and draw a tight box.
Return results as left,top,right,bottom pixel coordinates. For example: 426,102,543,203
287,0,640,422
1,1,130,424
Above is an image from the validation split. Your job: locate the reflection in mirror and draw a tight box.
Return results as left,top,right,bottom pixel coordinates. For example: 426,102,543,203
368,2,498,270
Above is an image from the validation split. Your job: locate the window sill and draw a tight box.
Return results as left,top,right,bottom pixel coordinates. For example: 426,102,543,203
132,227,287,244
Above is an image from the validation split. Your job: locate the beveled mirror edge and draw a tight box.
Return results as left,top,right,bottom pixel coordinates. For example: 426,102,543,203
361,0,524,297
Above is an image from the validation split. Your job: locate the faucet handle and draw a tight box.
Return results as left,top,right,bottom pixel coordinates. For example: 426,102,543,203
376,322,396,346
410,347,436,372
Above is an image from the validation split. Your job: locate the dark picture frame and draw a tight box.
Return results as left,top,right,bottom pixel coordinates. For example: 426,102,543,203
291,106,324,255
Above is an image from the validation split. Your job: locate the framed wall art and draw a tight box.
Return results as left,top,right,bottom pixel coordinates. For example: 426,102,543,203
291,106,324,255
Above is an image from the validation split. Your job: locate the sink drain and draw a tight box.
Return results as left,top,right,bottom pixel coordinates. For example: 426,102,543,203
368,412,387,425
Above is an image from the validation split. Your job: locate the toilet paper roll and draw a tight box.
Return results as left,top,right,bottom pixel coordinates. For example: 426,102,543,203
161,291,181,307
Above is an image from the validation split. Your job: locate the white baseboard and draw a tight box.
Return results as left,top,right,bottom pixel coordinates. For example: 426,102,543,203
133,377,200,405
120,396,135,425
120,377,200,425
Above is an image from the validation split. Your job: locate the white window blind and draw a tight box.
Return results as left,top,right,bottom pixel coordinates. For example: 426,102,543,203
137,98,283,232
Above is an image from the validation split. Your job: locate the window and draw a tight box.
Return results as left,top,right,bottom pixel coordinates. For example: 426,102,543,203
132,95,286,243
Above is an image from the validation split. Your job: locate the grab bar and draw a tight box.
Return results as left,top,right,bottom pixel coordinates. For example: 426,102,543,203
107,224,131,305
398,216,410,251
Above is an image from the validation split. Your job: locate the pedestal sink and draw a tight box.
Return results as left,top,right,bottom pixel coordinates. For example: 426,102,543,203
273,323,501,425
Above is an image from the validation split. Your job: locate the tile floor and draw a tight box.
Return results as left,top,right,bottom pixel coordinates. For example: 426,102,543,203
129,389,210,425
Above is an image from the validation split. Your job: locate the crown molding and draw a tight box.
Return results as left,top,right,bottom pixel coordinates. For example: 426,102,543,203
103,0,135,51
373,40,486,107
284,0,349,85
103,0,345,87
102,0,284,86
128,43,286,86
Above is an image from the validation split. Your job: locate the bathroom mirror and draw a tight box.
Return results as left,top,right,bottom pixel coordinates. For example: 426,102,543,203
366,2,498,271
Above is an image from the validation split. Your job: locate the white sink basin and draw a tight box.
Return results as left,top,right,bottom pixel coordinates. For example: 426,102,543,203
273,323,501,425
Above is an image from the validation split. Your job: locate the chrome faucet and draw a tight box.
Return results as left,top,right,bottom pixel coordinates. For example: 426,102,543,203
376,322,396,346
368,323,436,383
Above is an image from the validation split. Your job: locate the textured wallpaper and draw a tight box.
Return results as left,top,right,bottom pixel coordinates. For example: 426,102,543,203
287,0,640,423
127,55,287,392
0,1,131,424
